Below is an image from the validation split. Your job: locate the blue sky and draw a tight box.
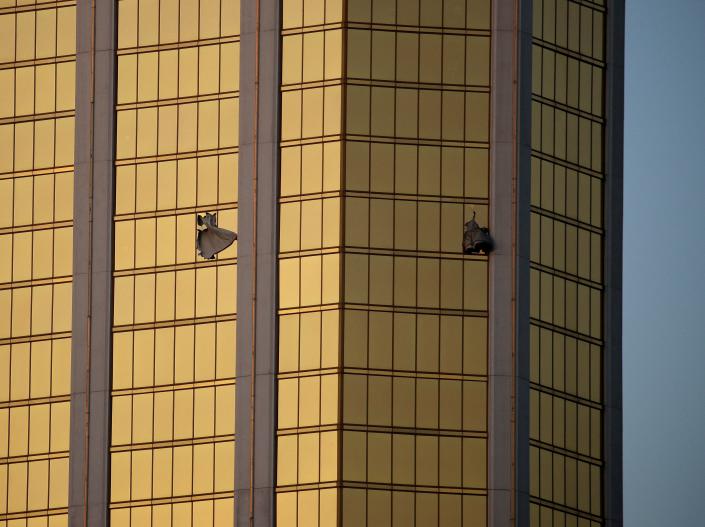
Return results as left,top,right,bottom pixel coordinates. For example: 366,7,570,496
624,1,705,524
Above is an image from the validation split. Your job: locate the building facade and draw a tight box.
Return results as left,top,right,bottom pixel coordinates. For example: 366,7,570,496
0,0,622,526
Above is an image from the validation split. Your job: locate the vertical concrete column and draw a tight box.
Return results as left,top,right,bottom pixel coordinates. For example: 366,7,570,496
68,0,116,525
514,1,534,525
235,0,281,525
489,1,532,526
603,2,625,526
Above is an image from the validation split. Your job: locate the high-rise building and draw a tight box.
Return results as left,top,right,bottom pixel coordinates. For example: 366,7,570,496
0,0,623,526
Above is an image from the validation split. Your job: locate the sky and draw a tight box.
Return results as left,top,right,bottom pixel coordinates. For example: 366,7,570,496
623,1,705,525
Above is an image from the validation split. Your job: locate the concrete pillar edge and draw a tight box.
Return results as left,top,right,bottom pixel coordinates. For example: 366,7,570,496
235,0,282,525
489,1,532,526
68,0,117,525
603,1,625,526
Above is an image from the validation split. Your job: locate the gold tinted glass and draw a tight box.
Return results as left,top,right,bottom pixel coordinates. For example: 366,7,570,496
530,0,606,524
110,0,239,522
278,0,490,524
0,3,76,524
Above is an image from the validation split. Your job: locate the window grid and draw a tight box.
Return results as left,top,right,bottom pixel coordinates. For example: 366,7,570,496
277,1,344,524
530,0,606,525
277,1,491,526
0,3,76,525
109,1,239,525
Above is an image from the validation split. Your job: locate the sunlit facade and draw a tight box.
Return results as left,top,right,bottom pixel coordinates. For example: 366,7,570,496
109,0,239,524
0,0,622,526
0,1,75,525
276,1,491,524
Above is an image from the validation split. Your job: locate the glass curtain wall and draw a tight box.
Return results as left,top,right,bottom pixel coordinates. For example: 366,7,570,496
110,0,239,525
529,1,606,526
0,2,76,525
341,0,490,525
277,0,491,525
277,0,344,524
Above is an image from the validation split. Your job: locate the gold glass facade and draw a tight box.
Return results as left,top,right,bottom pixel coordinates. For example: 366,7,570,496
277,0,491,525
277,0,343,523
529,0,606,525
0,1,75,525
110,0,239,524
0,0,622,524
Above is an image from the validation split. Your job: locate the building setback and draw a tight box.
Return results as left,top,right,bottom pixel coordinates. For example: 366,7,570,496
0,0,622,526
